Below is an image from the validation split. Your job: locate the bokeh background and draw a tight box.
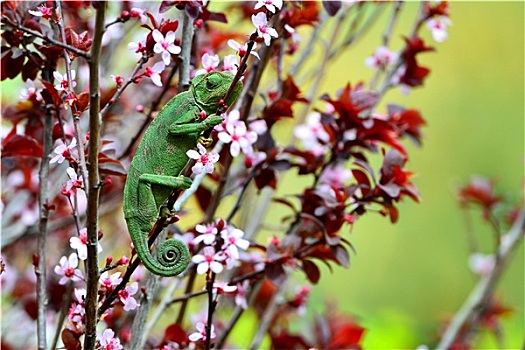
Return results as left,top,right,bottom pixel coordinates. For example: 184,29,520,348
1,2,523,349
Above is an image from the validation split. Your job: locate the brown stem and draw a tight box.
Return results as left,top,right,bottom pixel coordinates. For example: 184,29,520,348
205,272,217,350
36,69,54,350
178,12,195,92
83,3,106,350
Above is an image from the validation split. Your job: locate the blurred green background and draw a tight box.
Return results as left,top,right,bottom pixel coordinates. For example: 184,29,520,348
278,2,524,348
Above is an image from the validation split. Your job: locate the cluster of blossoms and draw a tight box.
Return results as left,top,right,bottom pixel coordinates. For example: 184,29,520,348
191,219,250,275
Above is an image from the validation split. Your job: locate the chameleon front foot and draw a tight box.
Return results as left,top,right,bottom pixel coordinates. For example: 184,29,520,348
197,135,213,148
160,205,176,219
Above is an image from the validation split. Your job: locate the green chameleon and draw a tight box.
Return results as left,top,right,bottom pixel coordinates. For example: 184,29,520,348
123,71,243,277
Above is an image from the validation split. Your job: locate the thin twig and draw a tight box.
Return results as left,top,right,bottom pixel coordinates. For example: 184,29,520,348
0,17,90,59
55,0,90,196
370,1,404,90
436,210,525,349
99,55,149,119
83,3,106,350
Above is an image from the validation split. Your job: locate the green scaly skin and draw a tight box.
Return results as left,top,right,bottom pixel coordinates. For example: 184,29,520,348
123,71,243,277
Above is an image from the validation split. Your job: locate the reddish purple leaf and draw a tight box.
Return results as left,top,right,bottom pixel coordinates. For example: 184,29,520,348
303,259,321,284
2,134,43,157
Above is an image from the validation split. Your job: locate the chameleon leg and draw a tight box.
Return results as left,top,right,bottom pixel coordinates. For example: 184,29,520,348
168,115,224,135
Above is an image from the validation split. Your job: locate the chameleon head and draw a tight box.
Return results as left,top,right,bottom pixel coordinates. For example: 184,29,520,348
191,71,243,114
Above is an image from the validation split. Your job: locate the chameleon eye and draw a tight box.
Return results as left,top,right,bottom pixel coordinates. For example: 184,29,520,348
205,75,221,90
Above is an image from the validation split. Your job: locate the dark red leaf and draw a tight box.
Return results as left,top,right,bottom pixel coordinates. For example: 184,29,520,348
1,49,24,80
265,262,287,286
332,244,350,268
163,323,187,344
271,331,311,350
22,18,42,33
303,259,321,284
254,167,276,190
283,1,319,28
73,91,90,114
159,1,177,13
22,52,42,81
322,1,341,16
281,76,308,103
62,329,82,350
41,79,62,107
2,134,43,157
195,185,212,212
98,153,127,176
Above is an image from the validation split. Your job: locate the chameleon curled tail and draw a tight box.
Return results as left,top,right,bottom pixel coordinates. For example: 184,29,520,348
126,219,190,277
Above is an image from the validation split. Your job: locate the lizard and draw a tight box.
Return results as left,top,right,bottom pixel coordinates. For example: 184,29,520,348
123,71,243,277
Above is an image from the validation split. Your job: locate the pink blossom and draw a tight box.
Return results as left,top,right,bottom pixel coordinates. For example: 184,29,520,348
294,112,330,156
128,39,146,54
215,109,242,133
228,39,260,60
212,280,237,294
28,5,53,20
194,53,220,76
365,46,398,68
193,223,218,246
426,16,452,42
217,119,258,157
191,246,224,275
53,70,77,92
220,227,250,260
318,163,353,189
144,61,166,87
188,322,215,342
130,8,148,23
63,167,84,197
251,12,278,46
70,228,102,260
118,282,140,311
50,138,77,164
290,285,311,315
152,30,181,65
186,144,220,175
468,253,495,276
254,0,283,13
99,271,123,290
234,280,249,309
19,79,42,102
244,150,267,168
54,253,84,285
222,54,239,74
97,328,123,350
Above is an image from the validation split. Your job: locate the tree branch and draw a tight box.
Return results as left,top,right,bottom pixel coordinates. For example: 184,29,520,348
83,3,106,350
436,210,525,349
36,69,54,350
